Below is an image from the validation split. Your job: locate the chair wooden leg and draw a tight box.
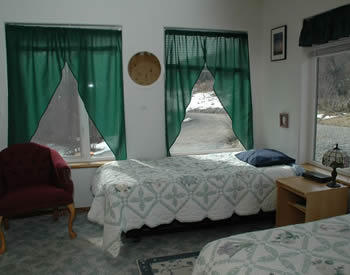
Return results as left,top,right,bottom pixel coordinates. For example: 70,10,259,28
4,218,9,230
0,216,6,254
53,208,59,221
67,203,77,239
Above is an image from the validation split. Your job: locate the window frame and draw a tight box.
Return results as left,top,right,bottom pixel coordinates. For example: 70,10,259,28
43,77,115,164
304,39,350,175
30,63,116,164
64,96,115,164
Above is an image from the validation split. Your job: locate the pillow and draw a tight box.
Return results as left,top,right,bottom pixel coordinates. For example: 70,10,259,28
235,149,295,167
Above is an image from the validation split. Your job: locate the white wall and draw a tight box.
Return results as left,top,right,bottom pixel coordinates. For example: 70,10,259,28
259,0,350,162
0,0,263,206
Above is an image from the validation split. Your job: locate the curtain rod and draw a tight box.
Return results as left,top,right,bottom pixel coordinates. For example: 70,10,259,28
164,26,247,34
6,22,122,30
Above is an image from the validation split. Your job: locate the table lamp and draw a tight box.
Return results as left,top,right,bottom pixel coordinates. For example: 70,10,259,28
322,144,349,188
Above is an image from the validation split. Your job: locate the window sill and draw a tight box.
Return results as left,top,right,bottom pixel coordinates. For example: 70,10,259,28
69,161,112,169
170,148,242,157
301,163,350,187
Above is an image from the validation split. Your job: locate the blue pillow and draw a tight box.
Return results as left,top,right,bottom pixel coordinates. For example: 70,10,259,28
235,149,295,167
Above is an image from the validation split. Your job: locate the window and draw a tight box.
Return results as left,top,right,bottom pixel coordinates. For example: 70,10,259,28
32,64,114,162
6,24,126,161
165,29,253,155
313,50,350,169
170,66,244,155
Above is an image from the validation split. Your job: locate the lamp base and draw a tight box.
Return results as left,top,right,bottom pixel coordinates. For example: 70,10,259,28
327,182,341,188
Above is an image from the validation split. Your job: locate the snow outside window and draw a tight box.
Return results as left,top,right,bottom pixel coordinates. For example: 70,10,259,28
31,64,114,162
314,50,350,172
170,66,244,155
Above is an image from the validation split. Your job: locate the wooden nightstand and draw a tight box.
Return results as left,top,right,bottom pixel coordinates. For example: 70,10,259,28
276,176,348,227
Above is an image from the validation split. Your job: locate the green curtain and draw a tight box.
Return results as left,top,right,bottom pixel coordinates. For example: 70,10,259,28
165,30,253,155
6,25,126,160
299,4,350,47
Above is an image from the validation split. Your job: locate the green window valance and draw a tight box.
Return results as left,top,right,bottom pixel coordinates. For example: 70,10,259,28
164,29,253,155
299,4,350,47
6,25,127,160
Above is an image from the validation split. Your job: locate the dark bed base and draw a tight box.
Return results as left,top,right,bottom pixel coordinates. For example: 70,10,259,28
124,211,275,240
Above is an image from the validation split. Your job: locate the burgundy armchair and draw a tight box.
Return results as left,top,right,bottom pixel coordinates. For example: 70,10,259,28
0,142,77,254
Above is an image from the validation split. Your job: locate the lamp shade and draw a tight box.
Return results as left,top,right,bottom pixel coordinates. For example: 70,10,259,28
322,144,350,169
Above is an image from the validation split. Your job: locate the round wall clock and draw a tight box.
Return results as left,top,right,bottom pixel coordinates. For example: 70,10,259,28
128,51,161,86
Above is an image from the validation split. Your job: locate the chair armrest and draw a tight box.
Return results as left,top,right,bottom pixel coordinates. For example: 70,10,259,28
50,149,74,194
56,167,74,194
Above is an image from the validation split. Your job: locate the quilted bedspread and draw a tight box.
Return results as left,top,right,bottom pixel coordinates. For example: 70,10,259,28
193,214,350,275
87,153,298,256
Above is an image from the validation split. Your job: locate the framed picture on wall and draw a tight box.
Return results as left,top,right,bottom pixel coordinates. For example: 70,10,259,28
271,25,287,61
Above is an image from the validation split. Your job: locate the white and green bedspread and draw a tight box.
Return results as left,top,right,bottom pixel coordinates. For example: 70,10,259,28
87,152,298,256
193,214,350,275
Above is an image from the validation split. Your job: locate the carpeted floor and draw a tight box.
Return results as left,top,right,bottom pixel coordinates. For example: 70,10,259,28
0,212,275,275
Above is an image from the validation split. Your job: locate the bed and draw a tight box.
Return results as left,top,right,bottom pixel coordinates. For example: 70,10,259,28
192,214,350,275
87,152,301,256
